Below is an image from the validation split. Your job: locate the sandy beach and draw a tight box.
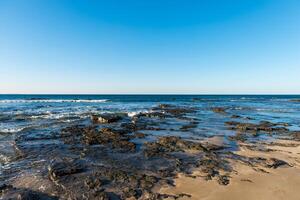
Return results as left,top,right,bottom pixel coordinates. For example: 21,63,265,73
159,139,300,200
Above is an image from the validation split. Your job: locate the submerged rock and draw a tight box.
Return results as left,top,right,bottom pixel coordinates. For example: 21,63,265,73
48,159,85,181
91,113,123,123
291,131,300,141
158,104,173,109
154,104,196,117
231,115,242,119
134,132,147,139
134,112,167,119
180,121,199,131
290,99,300,102
144,136,206,158
212,107,227,114
228,133,248,142
225,121,289,133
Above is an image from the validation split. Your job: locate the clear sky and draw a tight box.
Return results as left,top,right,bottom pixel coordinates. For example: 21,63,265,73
0,0,299,94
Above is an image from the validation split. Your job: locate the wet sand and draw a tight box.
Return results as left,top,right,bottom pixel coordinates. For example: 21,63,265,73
159,139,300,200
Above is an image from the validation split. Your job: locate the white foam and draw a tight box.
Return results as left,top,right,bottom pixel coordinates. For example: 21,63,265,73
0,127,26,133
127,110,151,117
0,99,109,103
127,111,140,117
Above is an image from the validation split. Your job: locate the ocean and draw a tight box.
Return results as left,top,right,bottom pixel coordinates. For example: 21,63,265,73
1,94,300,134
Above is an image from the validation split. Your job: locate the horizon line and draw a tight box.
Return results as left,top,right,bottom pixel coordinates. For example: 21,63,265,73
1,93,300,96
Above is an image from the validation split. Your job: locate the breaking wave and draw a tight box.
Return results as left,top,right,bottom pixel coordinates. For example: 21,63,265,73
0,127,27,133
0,99,109,103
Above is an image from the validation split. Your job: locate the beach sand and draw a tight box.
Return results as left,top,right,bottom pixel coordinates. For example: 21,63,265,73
159,139,300,200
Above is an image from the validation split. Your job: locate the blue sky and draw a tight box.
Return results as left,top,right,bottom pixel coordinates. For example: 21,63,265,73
0,0,299,94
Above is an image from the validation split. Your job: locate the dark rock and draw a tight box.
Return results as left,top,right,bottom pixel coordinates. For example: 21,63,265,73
144,136,206,158
85,177,103,189
120,122,147,132
139,175,158,189
0,184,12,192
290,99,300,102
225,121,289,133
0,187,57,200
0,114,10,122
91,113,122,123
228,133,247,142
291,131,300,140
217,175,230,185
276,122,290,127
134,132,147,139
122,187,141,199
158,104,173,109
154,104,196,116
142,192,191,200
135,112,166,119
232,155,290,170
265,158,290,169
89,189,110,200
48,159,84,181
112,140,136,152
212,107,227,114
197,155,231,183
180,122,198,131
61,125,91,144
83,127,136,151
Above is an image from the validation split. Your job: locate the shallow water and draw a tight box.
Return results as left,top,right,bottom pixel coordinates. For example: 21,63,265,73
1,95,300,135
1,94,299,166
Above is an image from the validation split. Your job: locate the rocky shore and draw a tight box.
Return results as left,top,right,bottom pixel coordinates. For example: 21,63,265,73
1,104,300,200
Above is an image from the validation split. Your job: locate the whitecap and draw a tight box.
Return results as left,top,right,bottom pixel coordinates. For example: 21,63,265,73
0,127,26,133
127,110,152,117
0,99,109,103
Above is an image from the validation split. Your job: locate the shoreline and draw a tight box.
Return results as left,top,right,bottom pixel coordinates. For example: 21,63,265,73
1,102,300,199
159,139,300,200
